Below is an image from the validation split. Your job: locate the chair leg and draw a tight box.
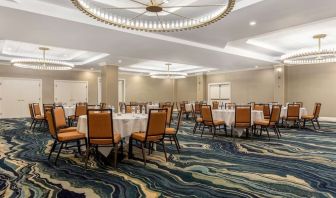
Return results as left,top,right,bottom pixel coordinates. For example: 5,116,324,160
274,127,280,139
311,120,317,131
201,125,205,137
224,125,227,136
113,145,118,168
161,140,168,162
213,126,216,139
193,123,198,134
173,135,180,153
141,143,146,166
55,142,64,165
317,119,321,129
77,140,81,154
128,137,133,159
85,145,91,169
265,127,270,141
48,140,57,160
30,119,35,129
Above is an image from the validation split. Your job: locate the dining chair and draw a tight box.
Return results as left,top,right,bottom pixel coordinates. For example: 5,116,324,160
201,105,226,138
85,109,123,168
263,104,271,120
162,104,173,127
225,102,236,110
46,107,87,165
293,102,303,108
128,109,168,165
100,103,106,109
194,102,201,114
233,105,251,138
32,103,46,130
164,110,183,153
285,104,301,128
29,104,44,131
212,101,219,110
192,104,203,134
68,103,87,126
302,103,321,130
254,105,282,140
254,104,264,111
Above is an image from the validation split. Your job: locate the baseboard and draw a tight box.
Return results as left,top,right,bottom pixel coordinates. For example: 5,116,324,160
319,117,336,122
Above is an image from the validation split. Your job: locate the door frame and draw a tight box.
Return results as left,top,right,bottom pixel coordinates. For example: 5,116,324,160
97,77,126,103
207,82,231,104
54,80,88,103
0,77,42,118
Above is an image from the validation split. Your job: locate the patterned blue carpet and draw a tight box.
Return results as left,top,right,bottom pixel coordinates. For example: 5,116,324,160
0,118,335,197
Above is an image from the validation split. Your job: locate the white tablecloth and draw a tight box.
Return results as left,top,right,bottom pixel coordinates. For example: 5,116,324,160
64,106,75,117
147,104,159,111
212,110,264,126
77,113,148,156
280,107,308,119
185,104,194,112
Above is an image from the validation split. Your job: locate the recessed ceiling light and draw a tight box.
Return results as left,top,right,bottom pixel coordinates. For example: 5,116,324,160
255,65,259,68
90,68,94,70
118,59,122,64
249,21,257,26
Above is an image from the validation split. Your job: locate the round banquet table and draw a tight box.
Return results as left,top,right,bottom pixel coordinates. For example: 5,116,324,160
77,113,148,156
64,106,75,117
280,107,308,119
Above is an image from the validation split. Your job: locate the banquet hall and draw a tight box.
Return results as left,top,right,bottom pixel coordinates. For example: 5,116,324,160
0,0,336,197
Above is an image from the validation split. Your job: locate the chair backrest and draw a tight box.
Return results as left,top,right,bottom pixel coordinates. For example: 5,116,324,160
180,103,186,112
270,105,282,123
53,107,67,129
75,103,87,117
194,102,201,113
254,104,264,111
43,104,54,118
201,105,213,123
294,102,303,107
145,109,167,138
28,104,34,119
212,101,219,110
46,109,57,138
100,103,106,109
87,109,116,145
225,103,236,110
313,103,322,119
125,105,138,113
263,104,271,118
33,103,42,116
235,105,251,127
162,105,173,127
287,104,300,119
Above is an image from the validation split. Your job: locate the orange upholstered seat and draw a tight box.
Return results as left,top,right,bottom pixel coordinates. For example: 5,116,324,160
131,132,162,142
165,128,176,135
89,133,121,145
57,131,85,141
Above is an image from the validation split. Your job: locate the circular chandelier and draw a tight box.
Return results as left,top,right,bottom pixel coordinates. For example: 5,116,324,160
70,0,236,32
281,34,336,65
11,47,75,70
150,64,187,79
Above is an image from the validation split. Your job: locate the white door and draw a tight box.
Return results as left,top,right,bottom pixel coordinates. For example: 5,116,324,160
0,78,42,118
54,80,88,106
208,83,231,104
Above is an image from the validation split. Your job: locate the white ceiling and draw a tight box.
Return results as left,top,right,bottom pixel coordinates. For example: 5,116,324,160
0,0,335,73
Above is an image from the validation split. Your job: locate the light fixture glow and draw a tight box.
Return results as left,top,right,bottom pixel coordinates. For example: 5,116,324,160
11,47,74,70
150,63,187,79
249,21,256,26
70,0,236,32
281,34,336,65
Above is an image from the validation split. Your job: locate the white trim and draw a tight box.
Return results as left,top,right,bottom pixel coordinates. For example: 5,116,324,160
119,78,126,103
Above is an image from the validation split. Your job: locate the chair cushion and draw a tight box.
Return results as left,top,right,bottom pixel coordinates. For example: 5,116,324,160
59,127,77,133
90,133,121,145
286,117,299,121
255,119,269,126
213,120,225,126
131,132,162,142
302,115,314,119
165,128,176,135
196,118,203,123
34,115,45,120
57,131,85,142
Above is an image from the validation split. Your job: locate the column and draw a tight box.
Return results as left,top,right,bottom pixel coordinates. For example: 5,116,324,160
273,64,286,104
101,65,119,108
196,73,206,101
